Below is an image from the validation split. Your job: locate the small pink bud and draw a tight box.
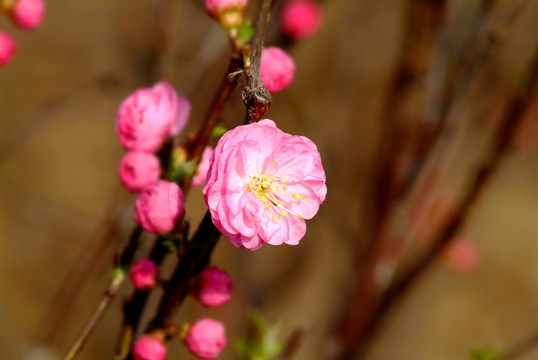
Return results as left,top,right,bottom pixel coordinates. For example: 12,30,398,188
442,236,481,273
193,266,232,307
260,47,295,94
192,146,213,188
116,82,186,153
184,318,227,360
0,32,16,66
205,0,248,27
133,335,167,360
280,0,322,39
135,180,184,233
129,259,159,290
11,0,45,30
118,152,161,192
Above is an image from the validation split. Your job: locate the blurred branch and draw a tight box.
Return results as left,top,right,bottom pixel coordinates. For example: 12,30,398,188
503,329,538,360
64,225,143,360
357,48,538,358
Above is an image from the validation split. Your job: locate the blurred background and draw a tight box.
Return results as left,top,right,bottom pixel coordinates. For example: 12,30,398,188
1,0,537,359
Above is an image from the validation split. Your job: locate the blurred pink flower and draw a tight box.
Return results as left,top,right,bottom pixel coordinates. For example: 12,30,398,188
280,0,322,39
184,318,226,360
116,82,187,152
442,236,481,273
260,47,295,94
11,0,45,30
135,180,184,233
118,151,160,192
203,119,327,250
170,95,191,136
133,335,167,360
204,0,247,15
192,146,213,188
193,266,232,307
129,259,159,290
0,32,16,66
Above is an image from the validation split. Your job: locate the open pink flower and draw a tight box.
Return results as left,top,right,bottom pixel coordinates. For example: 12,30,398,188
260,47,295,94
184,318,226,360
0,32,16,66
203,119,327,250
116,82,187,152
192,146,213,188
280,0,322,39
193,266,232,307
135,180,184,233
11,0,45,30
118,151,161,192
130,259,159,290
133,335,167,360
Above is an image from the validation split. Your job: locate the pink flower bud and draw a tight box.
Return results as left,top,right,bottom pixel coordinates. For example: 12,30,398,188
116,82,186,152
11,0,45,30
192,146,213,188
442,236,481,273
118,152,161,192
133,335,167,360
184,318,226,360
260,47,295,94
135,180,184,233
204,0,247,18
0,32,16,66
129,259,159,290
193,266,232,307
280,0,322,39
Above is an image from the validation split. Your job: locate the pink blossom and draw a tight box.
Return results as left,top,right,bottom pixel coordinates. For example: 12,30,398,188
118,152,161,192
184,318,226,360
133,335,167,360
280,0,322,39
0,32,16,66
260,47,295,94
11,0,45,30
203,119,327,250
135,180,184,233
116,82,185,152
170,95,191,136
129,259,159,290
193,266,232,307
442,236,481,273
192,146,213,188
205,0,248,15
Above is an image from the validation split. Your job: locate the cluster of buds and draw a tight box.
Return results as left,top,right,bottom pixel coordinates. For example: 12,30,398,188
0,0,45,66
129,266,232,359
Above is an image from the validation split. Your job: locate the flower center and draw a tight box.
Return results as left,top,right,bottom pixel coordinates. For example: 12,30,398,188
246,170,305,222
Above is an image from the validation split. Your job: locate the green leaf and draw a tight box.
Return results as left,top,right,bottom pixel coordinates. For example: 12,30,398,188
160,233,180,252
168,159,197,183
234,310,284,360
236,21,254,46
212,124,228,138
470,348,501,360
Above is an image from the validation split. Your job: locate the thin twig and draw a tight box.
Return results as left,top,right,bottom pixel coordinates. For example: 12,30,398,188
63,226,143,360
503,329,538,360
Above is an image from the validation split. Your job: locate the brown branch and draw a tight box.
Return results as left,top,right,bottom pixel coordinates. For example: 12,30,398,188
63,225,143,360
145,211,221,333
242,0,278,124
503,329,538,360
352,48,538,359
